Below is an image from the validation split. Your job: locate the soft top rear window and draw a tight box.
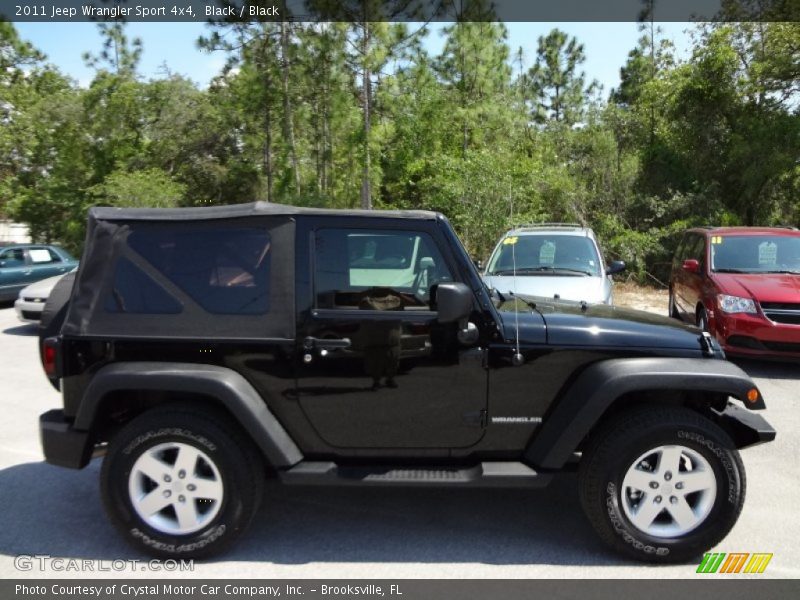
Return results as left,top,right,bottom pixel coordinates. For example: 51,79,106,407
127,227,271,315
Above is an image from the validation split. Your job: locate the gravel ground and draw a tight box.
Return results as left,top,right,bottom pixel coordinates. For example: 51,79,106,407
614,282,670,315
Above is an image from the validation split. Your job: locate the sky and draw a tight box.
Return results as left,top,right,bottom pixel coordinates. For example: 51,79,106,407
14,21,695,96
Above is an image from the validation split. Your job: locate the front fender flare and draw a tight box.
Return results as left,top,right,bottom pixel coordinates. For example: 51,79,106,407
524,357,763,470
75,362,303,468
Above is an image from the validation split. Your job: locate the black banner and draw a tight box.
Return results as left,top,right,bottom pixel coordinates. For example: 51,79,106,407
3,580,799,600
2,0,799,23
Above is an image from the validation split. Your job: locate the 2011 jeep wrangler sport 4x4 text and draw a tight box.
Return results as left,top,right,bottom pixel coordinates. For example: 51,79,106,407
38,203,775,562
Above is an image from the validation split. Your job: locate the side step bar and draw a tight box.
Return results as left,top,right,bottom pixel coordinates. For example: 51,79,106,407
279,461,552,488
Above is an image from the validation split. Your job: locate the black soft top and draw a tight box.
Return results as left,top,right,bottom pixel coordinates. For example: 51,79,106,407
90,202,439,222
63,202,442,341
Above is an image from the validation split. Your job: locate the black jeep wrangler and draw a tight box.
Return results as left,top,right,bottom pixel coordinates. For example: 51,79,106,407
38,203,774,562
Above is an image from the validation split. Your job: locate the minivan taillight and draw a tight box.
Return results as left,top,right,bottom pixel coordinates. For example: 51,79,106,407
42,337,60,378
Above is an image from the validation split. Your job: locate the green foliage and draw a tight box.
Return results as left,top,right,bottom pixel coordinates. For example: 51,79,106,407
1,19,797,282
526,28,598,124
0,20,44,80
89,169,186,208
82,23,142,77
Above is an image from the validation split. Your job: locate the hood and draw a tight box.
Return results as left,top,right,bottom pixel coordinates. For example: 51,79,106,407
19,273,69,298
484,273,609,304
497,295,706,352
713,272,800,304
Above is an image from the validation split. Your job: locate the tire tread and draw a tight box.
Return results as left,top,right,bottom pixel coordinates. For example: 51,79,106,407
578,405,746,563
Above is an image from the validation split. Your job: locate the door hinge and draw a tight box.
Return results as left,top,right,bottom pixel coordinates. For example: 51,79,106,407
462,409,488,428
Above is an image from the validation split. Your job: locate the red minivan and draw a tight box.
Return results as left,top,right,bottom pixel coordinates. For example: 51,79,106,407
669,227,800,359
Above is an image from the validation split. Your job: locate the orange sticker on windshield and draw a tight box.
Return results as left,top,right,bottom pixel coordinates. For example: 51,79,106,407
711,236,723,244
503,237,518,245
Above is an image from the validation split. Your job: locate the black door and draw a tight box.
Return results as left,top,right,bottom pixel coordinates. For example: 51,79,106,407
296,224,487,449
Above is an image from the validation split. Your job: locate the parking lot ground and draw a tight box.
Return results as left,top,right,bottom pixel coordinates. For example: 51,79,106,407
0,305,797,579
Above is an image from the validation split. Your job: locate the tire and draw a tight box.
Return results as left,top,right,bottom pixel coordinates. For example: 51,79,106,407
668,290,680,320
696,306,709,332
100,404,265,559
578,406,745,563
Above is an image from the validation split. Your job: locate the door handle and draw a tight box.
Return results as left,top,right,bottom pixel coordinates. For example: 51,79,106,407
303,337,351,351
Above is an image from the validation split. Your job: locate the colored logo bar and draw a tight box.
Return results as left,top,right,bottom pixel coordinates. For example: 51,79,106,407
697,553,773,574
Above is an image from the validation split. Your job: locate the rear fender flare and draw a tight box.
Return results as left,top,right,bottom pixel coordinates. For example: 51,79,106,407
74,362,303,468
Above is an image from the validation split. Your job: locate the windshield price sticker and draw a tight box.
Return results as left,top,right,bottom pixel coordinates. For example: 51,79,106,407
539,241,556,265
758,241,777,265
502,236,518,245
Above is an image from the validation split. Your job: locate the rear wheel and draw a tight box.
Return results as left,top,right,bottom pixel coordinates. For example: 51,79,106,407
101,405,265,558
579,406,745,563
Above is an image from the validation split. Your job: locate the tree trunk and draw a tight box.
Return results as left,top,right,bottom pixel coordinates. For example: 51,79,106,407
315,91,323,195
258,34,274,204
360,21,372,210
262,60,274,203
264,101,273,203
280,19,301,195
322,88,329,194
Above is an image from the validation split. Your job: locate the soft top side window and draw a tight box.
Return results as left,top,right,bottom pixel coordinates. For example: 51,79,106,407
314,228,453,310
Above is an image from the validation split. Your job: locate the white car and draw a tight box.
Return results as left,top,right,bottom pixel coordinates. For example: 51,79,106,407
482,224,625,305
15,271,72,323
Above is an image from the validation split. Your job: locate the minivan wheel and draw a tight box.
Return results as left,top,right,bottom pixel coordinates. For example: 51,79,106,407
579,406,745,563
101,405,264,559
696,306,709,332
668,290,680,320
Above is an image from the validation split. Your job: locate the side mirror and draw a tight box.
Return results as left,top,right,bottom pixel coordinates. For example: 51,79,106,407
436,282,474,324
0,260,5,268
606,260,626,275
682,259,700,274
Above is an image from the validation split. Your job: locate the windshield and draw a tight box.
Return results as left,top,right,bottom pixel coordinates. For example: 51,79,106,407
486,234,601,276
711,235,800,273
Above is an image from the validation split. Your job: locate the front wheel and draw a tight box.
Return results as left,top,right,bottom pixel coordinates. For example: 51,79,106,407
100,405,265,559
579,406,745,563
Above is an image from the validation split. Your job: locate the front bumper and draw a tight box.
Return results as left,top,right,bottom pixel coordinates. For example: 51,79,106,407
14,297,46,323
715,402,776,449
39,409,93,469
711,310,800,359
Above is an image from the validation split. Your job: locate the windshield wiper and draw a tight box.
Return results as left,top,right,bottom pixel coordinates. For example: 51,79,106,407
761,270,800,274
713,268,752,273
490,266,591,276
550,267,593,276
489,269,519,275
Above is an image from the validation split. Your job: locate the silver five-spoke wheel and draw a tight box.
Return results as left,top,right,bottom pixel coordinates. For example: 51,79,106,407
128,442,224,535
621,444,716,537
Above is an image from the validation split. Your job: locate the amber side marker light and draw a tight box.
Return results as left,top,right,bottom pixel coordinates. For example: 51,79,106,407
747,388,760,403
